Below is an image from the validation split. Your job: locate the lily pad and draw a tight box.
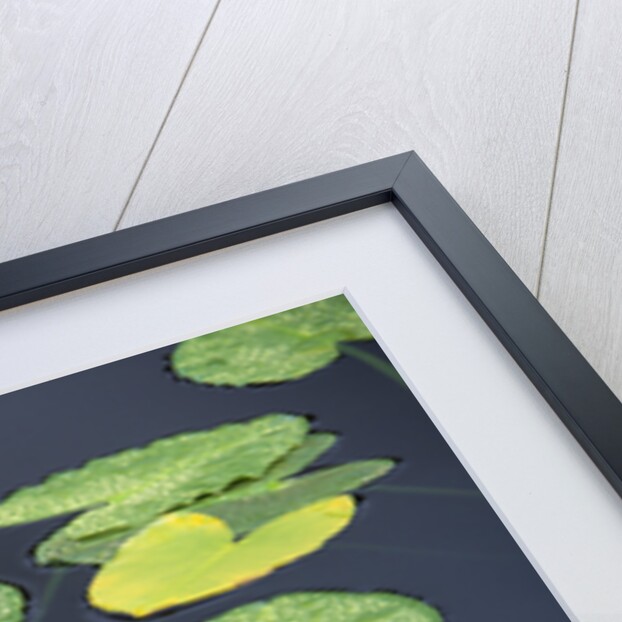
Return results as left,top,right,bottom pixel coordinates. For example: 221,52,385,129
0,414,307,531
198,459,393,535
36,459,393,566
171,295,372,386
217,432,337,501
208,592,444,621
88,496,355,618
0,583,25,622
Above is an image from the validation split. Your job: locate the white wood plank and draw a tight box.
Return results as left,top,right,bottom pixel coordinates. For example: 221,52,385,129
0,0,218,262
539,0,622,400
119,0,576,291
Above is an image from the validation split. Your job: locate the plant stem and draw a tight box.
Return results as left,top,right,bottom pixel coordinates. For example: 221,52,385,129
33,569,67,622
338,343,409,389
333,542,510,561
369,484,481,498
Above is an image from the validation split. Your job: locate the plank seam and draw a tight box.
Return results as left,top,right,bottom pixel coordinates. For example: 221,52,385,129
113,0,225,232
535,0,581,298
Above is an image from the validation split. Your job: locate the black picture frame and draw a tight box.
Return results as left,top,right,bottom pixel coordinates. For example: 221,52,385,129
1,151,621,499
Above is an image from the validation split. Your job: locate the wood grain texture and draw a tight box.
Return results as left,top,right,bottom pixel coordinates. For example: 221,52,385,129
0,0,218,262
119,0,576,291
539,1,622,400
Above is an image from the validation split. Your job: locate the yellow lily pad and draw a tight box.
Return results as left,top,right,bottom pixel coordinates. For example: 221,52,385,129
88,496,355,618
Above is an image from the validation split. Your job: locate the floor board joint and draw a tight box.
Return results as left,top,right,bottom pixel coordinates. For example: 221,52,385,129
535,0,581,298
113,0,225,231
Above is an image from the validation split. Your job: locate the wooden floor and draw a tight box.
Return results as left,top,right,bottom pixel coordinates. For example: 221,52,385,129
2,1,620,400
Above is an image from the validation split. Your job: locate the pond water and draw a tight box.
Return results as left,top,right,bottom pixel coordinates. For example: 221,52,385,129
0,340,570,621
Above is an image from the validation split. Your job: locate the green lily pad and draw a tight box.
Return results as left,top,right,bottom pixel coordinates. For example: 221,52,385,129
0,414,307,531
34,431,339,567
208,592,444,621
198,459,394,535
37,458,393,566
217,432,337,501
171,295,372,386
0,583,26,622
88,496,356,618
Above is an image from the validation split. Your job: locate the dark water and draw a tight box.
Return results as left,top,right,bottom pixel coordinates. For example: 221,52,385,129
0,341,570,622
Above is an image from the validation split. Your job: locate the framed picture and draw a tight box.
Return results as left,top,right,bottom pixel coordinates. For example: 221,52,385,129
0,152,619,622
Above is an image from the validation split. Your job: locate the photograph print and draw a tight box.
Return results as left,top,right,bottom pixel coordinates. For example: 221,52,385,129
0,295,571,621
